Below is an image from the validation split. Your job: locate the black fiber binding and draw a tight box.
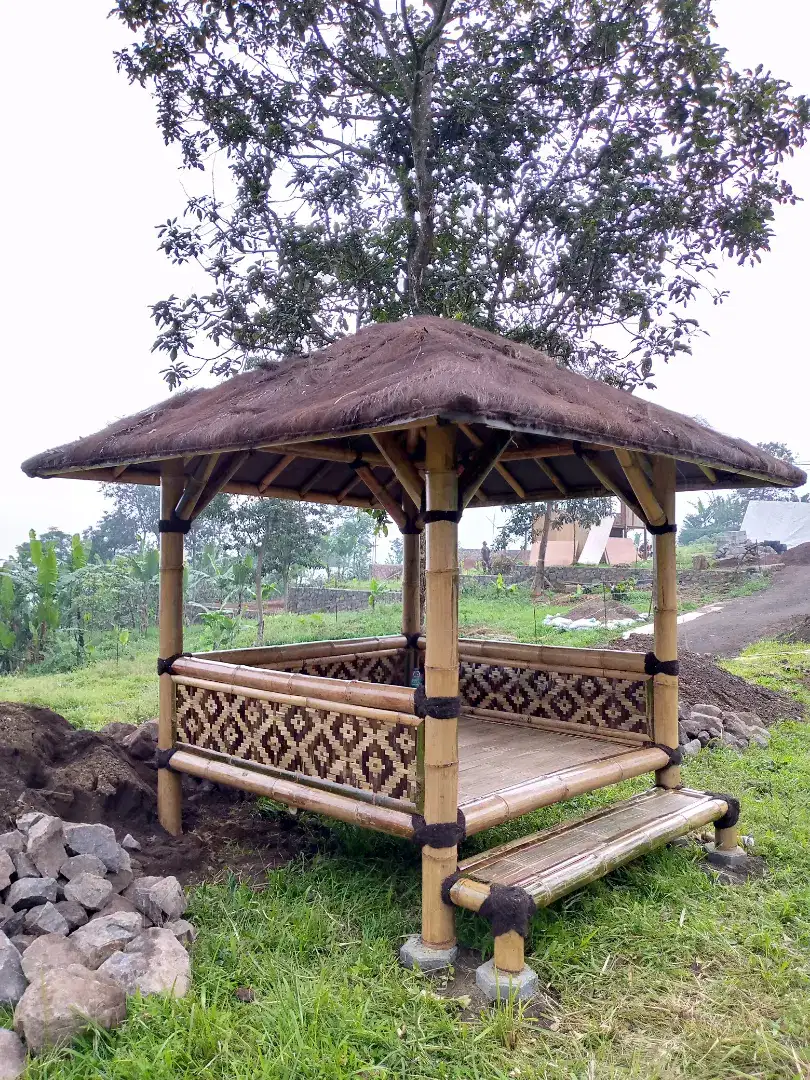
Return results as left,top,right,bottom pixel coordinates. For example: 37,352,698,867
422,509,463,524
159,515,192,534
348,456,366,472
405,632,421,650
400,518,422,534
411,811,466,848
644,652,680,677
652,743,683,767
414,686,461,719
647,521,677,535
157,652,191,676
707,793,741,830
156,747,177,769
478,884,537,938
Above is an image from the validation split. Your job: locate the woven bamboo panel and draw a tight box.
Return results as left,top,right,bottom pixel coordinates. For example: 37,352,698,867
175,682,418,800
275,651,408,686
458,660,651,737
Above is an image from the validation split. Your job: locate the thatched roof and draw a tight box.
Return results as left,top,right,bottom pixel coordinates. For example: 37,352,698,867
22,318,805,514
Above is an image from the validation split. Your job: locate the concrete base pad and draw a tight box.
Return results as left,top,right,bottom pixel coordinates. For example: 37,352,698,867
475,958,539,1003
700,843,766,884
399,935,458,973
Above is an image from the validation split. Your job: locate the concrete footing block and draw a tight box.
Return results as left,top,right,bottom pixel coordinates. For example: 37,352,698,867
475,958,539,1003
700,843,766,883
399,935,458,973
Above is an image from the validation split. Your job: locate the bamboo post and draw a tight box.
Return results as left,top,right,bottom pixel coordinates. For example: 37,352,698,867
421,424,460,951
401,493,421,684
651,456,681,789
494,931,525,975
158,463,185,835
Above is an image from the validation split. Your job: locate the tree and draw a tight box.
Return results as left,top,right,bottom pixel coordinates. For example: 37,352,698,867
114,1,808,389
496,498,613,592
388,537,404,566
320,509,375,581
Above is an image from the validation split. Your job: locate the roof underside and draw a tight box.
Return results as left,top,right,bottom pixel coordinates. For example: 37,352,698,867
21,318,805,515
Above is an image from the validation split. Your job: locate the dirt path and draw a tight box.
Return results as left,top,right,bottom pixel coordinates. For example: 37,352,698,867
678,565,810,657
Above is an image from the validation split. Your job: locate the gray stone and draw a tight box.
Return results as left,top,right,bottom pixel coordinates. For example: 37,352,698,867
64,873,113,912
0,850,13,892
724,714,753,739
63,823,122,872
107,869,134,895
0,1028,26,1080
59,853,107,881
166,919,196,947
475,958,539,1004
13,963,127,1053
54,900,89,932
26,816,67,879
20,934,84,981
734,711,763,728
399,934,458,973
15,813,44,836
0,933,26,1006
720,732,744,750
691,703,723,719
69,912,143,969
121,834,141,852
0,831,25,855
122,720,159,761
11,852,38,879
750,733,770,749
91,893,139,921
99,928,191,998
0,906,25,937
6,877,57,911
126,876,186,925
682,738,703,758
23,902,69,938
9,937,35,955
696,730,712,747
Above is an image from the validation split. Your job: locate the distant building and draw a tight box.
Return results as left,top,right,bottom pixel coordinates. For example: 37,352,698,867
528,506,646,566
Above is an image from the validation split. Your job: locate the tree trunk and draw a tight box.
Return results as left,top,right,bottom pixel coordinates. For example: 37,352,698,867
532,510,553,595
255,546,265,645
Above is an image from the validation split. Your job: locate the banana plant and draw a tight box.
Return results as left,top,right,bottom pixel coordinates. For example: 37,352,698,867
28,530,59,660
128,546,160,632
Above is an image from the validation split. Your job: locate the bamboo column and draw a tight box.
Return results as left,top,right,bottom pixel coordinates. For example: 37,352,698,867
158,463,185,835
421,424,460,951
494,931,525,975
651,456,681,789
401,493,421,683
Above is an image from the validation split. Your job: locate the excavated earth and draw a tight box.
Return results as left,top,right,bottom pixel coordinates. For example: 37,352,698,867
0,702,321,885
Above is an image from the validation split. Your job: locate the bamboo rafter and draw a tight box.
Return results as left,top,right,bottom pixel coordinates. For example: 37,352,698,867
175,453,220,520
460,431,513,507
371,431,425,507
614,448,666,527
459,423,525,499
258,453,296,492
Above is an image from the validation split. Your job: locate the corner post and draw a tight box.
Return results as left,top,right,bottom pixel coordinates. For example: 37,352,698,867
158,462,185,835
651,456,681,789
401,493,421,682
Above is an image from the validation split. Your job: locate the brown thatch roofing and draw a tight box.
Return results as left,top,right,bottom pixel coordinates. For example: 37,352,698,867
21,318,805,513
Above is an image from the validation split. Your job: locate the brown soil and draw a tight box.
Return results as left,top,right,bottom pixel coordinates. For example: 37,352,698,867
777,616,810,644
0,701,321,886
609,636,803,724
564,599,641,621
782,542,810,566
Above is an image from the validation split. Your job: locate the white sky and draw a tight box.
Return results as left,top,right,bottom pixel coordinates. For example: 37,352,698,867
2,0,808,560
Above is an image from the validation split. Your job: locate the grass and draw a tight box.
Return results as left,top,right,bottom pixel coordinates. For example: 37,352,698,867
3,606,810,1076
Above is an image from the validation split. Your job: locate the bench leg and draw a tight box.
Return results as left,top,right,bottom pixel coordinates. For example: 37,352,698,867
476,931,539,1004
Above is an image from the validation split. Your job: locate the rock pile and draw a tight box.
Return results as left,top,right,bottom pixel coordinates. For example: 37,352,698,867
678,703,771,758
0,814,195,1070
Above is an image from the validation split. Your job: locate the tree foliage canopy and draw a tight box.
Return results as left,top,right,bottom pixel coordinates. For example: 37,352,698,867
115,0,808,388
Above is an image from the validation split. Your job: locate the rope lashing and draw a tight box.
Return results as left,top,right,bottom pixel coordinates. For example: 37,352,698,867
413,686,461,719
411,811,466,848
644,652,680,677
157,653,191,676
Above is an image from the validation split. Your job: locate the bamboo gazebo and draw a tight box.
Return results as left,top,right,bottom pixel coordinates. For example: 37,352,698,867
23,318,805,1000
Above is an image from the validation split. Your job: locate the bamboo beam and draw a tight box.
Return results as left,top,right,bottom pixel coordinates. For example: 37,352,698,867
459,423,525,499
258,453,296,492
299,460,334,496
577,452,647,521
532,457,568,495
196,635,407,665
111,464,128,479
697,463,718,484
454,637,648,672
651,456,680,789
421,424,460,952
158,464,185,836
190,451,252,519
175,453,220,520
260,441,387,467
168,750,414,838
614,449,666,527
372,432,425,507
460,431,513,507
354,464,408,530
336,475,361,503
500,442,576,461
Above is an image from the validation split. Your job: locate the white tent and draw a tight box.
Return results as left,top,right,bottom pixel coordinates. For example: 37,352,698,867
741,500,810,549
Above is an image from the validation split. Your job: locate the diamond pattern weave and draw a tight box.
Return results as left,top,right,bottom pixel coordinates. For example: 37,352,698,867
175,683,418,800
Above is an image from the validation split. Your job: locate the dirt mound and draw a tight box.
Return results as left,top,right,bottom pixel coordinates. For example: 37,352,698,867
565,599,642,621
782,542,810,566
610,636,803,724
777,616,810,644
0,701,317,885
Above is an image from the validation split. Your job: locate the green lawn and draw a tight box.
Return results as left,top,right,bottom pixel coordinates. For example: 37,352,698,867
2,612,809,1077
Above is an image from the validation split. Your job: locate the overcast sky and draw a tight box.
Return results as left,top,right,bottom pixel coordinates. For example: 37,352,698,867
2,1,808,560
